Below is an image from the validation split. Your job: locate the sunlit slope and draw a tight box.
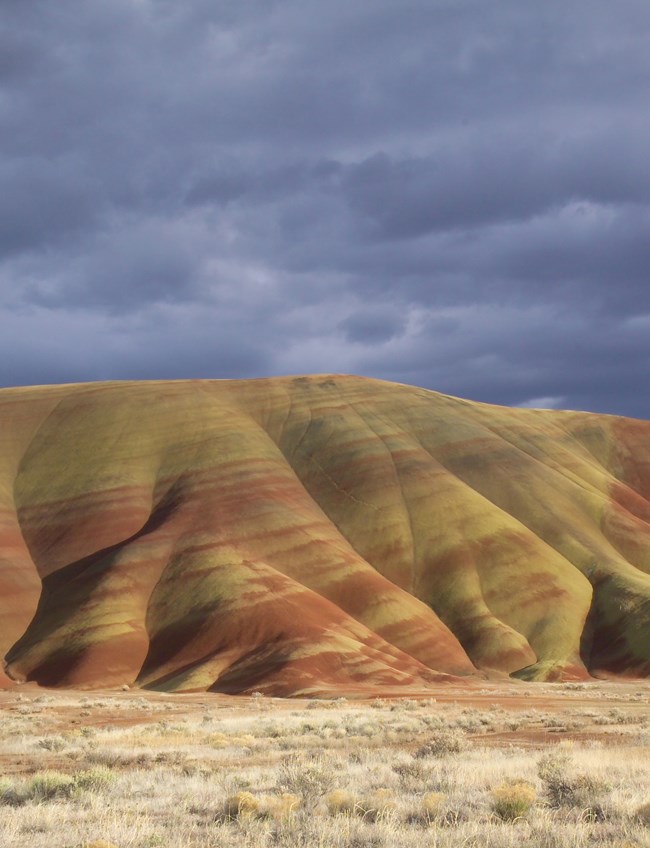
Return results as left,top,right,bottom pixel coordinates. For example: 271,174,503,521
1,375,648,693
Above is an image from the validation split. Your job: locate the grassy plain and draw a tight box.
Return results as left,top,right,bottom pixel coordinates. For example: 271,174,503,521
0,681,648,848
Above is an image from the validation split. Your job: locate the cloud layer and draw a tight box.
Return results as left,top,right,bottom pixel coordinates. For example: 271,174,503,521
1,0,649,417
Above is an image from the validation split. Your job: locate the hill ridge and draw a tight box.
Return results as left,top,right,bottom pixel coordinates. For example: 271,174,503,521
0,375,648,694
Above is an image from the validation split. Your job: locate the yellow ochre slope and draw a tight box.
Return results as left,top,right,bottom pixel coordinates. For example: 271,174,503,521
0,375,648,694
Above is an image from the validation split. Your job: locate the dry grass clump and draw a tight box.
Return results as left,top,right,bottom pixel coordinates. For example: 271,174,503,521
267,792,301,820
325,787,397,822
491,780,537,821
222,790,263,819
634,800,650,826
326,788,357,816
207,730,256,749
355,787,397,822
220,790,300,821
405,791,447,825
421,791,446,819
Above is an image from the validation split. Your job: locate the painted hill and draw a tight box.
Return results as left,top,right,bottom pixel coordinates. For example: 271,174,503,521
0,375,649,695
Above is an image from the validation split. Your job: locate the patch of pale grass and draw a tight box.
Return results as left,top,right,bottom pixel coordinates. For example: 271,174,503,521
0,686,649,847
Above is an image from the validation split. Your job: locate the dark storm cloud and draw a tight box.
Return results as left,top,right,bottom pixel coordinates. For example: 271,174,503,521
1,0,649,417
339,306,407,344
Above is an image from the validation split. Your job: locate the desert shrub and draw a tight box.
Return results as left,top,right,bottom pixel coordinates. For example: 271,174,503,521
26,771,77,801
392,760,432,791
0,778,21,807
491,781,536,821
37,736,67,752
74,767,117,792
277,754,334,806
537,751,608,814
570,775,609,821
154,750,189,766
414,730,466,758
542,716,566,729
537,750,575,806
83,749,130,768
326,789,357,816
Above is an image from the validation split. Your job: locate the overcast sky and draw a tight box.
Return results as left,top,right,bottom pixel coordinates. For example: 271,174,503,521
1,1,649,418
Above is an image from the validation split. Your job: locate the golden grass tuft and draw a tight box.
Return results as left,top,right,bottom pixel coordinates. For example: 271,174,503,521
406,791,447,826
223,791,262,819
325,789,357,816
265,792,301,820
422,791,446,819
491,780,537,821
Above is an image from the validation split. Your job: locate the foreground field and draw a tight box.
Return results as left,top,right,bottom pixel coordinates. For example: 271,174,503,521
0,681,649,847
